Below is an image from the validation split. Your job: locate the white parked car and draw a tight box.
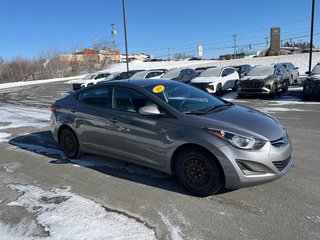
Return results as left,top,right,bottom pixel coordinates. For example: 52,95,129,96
190,67,240,95
72,72,110,90
129,70,166,79
80,72,111,88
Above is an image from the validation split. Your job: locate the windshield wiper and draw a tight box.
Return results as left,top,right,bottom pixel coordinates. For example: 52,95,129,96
184,103,233,115
204,102,233,114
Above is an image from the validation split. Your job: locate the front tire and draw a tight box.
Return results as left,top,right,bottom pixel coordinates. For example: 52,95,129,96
232,80,239,91
175,148,223,197
215,83,222,96
59,128,81,159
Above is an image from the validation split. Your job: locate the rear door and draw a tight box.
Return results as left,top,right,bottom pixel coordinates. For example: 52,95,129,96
74,86,112,151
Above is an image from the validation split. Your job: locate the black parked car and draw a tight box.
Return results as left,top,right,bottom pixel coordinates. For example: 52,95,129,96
238,64,289,97
231,64,252,79
116,70,145,80
161,68,198,83
303,63,320,98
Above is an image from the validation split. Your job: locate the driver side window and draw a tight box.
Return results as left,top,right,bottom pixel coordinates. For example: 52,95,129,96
113,87,158,113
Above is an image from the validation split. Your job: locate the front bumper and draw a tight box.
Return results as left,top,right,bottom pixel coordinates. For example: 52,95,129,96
211,136,293,189
191,82,216,93
238,87,271,95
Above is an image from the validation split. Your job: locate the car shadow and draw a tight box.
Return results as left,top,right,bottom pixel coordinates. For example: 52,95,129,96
8,131,232,196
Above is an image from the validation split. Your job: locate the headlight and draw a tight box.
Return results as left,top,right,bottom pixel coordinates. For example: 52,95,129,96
208,129,266,150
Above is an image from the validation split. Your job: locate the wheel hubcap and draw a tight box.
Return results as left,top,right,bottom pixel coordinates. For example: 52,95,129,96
183,158,210,187
64,134,75,152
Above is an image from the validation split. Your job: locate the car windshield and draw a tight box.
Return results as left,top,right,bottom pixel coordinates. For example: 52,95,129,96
83,74,95,80
144,82,229,114
105,72,120,80
246,66,274,76
311,65,320,75
161,69,181,79
199,68,222,77
130,71,147,79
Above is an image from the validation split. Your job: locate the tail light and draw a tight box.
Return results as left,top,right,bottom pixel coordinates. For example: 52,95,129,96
50,103,60,112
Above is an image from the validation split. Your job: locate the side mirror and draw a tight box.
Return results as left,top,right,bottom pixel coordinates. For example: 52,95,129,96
138,106,161,116
295,67,299,70
305,71,310,75
222,73,228,77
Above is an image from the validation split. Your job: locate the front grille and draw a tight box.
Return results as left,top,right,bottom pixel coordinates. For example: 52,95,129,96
241,80,264,88
273,156,291,171
192,82,211,90
271,133,288,147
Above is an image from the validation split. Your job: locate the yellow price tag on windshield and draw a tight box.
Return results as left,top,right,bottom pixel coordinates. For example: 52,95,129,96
153,85,165,93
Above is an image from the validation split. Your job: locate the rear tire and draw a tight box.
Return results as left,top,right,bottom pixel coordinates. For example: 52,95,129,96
59,128,81,159
237,93,245,98
175,148,223,197
282,81,289,93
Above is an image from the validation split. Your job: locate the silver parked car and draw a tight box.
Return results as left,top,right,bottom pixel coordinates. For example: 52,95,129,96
51,80,292,196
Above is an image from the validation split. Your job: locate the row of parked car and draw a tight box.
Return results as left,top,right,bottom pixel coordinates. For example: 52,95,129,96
72,61,320,99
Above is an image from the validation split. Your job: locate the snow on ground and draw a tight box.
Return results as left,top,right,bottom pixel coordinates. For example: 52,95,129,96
1,52,320,89
0,75,82,90
3,184,156,240
104,52,320,76
0,103,50,142
159,212,184,240
0,103,50,130
0,132,11,142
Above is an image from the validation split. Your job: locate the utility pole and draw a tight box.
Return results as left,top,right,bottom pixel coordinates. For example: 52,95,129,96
93,36,97,50
111,23,117,50
167,48,170,60
265,37,269,49
122,0,129,71
232,34,237,59
308,0,315,75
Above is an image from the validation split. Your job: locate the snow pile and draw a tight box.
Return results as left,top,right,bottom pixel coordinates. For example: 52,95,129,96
5,184,156,240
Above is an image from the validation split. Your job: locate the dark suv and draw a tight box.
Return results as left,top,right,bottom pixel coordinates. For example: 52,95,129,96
231,64,252,79
238,64,288,97
303,63,320,98
161,68,198,83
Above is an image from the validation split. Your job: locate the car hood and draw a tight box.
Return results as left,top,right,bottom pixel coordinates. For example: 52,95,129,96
191,76,221,83
242,75,270,81
191,104,284,141
310,74,320,80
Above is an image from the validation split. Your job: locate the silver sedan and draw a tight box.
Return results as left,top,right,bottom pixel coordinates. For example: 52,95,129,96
50,79,292,196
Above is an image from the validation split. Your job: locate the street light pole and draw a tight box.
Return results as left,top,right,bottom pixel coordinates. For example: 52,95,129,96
233,34,237,59
122,0,129,71
308,0,315,75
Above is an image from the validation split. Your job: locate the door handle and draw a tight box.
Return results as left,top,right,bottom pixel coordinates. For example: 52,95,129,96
69,109,76,113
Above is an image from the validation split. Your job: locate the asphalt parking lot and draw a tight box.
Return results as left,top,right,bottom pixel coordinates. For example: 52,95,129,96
0,81,320,239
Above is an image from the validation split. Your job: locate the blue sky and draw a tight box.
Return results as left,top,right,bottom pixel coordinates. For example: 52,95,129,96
0,0,319,60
